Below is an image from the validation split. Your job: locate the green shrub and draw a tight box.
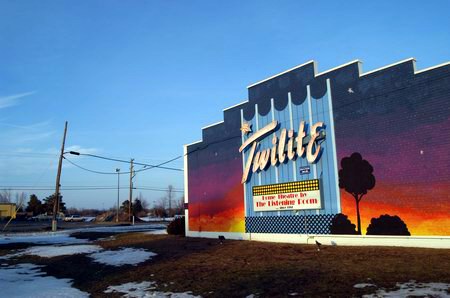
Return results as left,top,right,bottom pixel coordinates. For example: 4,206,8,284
167,216,185,236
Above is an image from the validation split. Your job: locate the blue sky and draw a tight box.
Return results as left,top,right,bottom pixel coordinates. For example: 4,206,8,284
0,0,449,209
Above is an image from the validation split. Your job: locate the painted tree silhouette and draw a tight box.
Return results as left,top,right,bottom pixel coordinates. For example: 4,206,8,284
338,152,375,235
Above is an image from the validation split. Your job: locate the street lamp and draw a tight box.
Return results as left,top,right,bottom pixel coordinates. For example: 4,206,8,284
68,151,122,223
116,168,120,222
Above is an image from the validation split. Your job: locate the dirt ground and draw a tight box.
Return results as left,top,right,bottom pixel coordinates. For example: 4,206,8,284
1,232,449,297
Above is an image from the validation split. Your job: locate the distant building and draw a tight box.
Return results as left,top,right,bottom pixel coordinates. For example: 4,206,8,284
0,203,17,219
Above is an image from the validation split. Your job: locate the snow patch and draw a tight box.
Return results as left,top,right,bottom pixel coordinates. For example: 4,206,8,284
97,235,116,241
139,217,174,222
354,283,376,289
361,281,450,297
142,229,168,235
0,251,25,260
0,223,166,246
76,224,167,233
0,263,89,297
105,281,201,298
24,245,102,258
0,245,102,259
89,247,156,266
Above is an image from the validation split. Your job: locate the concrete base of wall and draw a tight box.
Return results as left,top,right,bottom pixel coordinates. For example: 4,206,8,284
186,231,450,249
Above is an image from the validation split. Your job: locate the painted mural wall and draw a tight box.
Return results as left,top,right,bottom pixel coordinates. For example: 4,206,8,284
186,107,245,233
332,60,450,236
185,59,450,236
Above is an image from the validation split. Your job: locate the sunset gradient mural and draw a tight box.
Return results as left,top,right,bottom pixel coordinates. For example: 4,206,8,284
188,160,244,232
186,59,449,237
186,107,245,233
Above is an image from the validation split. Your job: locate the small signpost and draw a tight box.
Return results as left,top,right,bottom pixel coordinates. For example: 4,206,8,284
299,166,311,175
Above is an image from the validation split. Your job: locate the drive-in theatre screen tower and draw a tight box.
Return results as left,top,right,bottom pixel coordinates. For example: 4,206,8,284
184,58,450,247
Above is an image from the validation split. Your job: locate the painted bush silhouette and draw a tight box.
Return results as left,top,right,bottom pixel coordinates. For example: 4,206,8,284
366,214,410,236
330,213,357,234
339,152,375,235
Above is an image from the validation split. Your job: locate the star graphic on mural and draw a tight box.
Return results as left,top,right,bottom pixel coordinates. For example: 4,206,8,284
240,122,252,135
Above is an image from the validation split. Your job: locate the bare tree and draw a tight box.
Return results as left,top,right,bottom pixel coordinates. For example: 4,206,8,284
15,192,27,211
137,192,150,212
141,198,149,212
152,200,167,218
0,189,12,203
156,196,167,212
174,196,184,215
167,185,174,216
150,186,177,217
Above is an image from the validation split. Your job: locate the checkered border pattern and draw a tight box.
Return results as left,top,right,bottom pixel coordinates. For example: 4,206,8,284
245,214,335,234
252,179,320,196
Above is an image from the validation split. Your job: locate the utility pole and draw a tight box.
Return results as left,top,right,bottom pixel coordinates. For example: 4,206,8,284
116,168,120,223
129,159,134,222
168,185,172,217
52,121,68,232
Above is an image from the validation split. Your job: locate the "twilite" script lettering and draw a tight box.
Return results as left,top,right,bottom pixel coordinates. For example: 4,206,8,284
239,120,324,183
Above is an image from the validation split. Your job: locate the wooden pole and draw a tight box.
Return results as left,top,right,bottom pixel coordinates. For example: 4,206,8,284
129,159,134,222
52,121,68,232
116,168,120,222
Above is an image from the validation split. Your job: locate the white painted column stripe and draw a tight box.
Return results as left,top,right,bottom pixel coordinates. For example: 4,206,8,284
271,98,281,217
240,109,248,217
306,85,318,179
326,79,341,212
288,92,297,181
255,104,262,186
254,104,262,217
307,85,319,215
270,98,279,184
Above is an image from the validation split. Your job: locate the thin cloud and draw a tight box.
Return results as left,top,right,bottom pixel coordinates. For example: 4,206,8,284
45,145,101,156
13,131,56,143
0,120,52,130
0,91,36,109
0,120,55,144
65,145,100,155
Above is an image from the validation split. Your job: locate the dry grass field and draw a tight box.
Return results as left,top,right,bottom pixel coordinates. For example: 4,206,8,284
1,232,449,297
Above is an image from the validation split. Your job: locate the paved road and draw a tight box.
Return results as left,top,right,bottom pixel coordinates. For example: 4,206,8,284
0,220,168,234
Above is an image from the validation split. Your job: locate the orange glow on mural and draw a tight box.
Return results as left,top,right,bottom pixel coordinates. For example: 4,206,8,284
188,174,245,232
189,206,245,232
341,182,450,236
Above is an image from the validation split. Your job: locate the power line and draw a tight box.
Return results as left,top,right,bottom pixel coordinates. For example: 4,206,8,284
12,135,242,179
1,187,184,193
65,135,242,176
64,157,131,175
67,153,183,171
63,157,183,175
0,151,183,162
0,185,183,190
135,187,184,193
